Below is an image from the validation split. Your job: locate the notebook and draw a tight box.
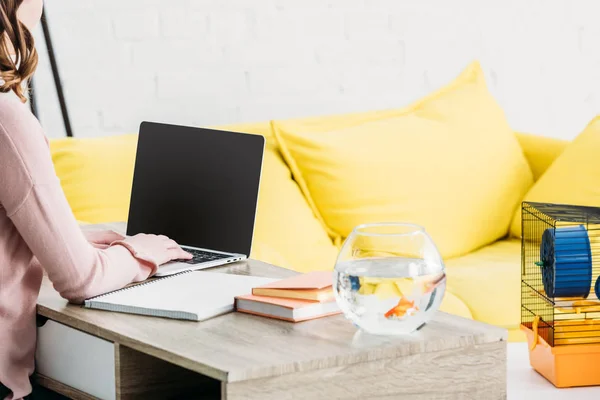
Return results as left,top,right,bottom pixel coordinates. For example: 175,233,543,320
84,271,275,321
251,271,334,302
236,294,341,322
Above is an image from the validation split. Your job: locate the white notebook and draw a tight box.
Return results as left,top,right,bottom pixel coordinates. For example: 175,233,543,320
84,271,275,321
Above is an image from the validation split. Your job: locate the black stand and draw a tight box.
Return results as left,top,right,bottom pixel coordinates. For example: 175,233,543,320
29,9,73,138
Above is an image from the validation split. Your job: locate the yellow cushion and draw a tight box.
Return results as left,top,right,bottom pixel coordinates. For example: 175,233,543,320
250,148,339,272
273,61,533,258
214,123,339,272
515,132,569,181
445,238,523,340
510,116,600,237
50,134,139,224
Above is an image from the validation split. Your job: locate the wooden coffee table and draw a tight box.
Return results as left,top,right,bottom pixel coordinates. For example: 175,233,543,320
36,224,507,399
36,259,506,400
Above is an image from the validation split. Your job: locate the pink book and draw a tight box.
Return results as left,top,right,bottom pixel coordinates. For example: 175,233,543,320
236,294,341,322
251,271,334,302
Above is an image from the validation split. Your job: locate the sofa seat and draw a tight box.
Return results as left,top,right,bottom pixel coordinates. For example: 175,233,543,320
445,238,525,341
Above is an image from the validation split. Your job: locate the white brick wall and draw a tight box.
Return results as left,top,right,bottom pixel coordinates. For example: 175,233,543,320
33,0,600,139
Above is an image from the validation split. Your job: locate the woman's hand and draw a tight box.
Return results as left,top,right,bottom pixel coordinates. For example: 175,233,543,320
118,234,193,266
84,230,126,249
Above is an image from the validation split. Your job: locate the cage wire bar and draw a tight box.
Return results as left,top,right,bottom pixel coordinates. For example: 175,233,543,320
521,202,600,346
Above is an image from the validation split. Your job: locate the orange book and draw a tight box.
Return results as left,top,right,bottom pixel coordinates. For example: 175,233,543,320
251,271,334,302
236,294,340,322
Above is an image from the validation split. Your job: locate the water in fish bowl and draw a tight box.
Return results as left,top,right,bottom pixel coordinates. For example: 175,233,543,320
334,257,446,335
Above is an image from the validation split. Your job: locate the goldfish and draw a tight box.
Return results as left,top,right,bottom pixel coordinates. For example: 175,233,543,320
385,296,418,319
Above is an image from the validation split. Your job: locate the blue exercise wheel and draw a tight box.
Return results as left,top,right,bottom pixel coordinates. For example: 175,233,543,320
539,225,592,298
596,276,600,300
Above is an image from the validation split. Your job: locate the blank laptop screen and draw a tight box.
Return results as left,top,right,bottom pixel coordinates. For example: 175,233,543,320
126,122,265,256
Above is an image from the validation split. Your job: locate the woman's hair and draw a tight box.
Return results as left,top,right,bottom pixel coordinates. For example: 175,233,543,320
0,0,38,102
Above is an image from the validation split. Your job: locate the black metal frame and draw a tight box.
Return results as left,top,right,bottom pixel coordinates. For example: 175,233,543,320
29,9,73,137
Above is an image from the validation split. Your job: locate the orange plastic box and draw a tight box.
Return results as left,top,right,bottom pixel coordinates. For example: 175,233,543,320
522,325,600,388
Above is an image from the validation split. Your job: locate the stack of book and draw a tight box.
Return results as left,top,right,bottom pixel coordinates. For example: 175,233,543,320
235,271,341,322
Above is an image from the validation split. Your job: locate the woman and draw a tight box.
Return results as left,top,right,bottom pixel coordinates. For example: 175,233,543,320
0,1,192,398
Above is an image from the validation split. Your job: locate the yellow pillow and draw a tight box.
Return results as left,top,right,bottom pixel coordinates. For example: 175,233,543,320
50,134,139,224
273,61,533,259
510,116,600,237
215,124,339,272
267,96,454,242
515,132,568,181
250,149,340,272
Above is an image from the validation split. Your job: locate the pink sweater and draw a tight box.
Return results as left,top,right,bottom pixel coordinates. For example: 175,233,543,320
0,92,157,399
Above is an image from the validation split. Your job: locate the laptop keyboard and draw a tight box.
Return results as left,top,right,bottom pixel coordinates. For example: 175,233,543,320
180,248,232,264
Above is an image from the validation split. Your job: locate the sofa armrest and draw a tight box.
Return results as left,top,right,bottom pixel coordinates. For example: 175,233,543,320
515,132,568,181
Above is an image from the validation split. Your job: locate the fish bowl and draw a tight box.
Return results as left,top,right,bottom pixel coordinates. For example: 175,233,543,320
333,223,446,335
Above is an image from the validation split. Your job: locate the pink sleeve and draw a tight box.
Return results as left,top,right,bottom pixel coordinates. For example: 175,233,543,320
0,100,156,303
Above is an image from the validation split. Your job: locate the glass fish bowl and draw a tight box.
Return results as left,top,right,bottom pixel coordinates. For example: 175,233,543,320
334,223,446,335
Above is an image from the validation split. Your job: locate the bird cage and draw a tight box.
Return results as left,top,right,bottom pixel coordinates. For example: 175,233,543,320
521,202,600,388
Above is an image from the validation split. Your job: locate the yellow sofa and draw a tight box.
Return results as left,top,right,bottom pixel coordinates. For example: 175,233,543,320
49,113,568,342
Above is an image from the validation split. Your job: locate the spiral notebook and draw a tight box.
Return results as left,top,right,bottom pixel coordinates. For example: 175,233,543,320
84,271,275,321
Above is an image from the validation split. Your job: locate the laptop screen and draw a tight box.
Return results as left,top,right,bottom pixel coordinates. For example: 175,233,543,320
126,122,265,256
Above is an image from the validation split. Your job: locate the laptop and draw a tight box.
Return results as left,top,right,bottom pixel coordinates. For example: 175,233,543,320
126,121,265,277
